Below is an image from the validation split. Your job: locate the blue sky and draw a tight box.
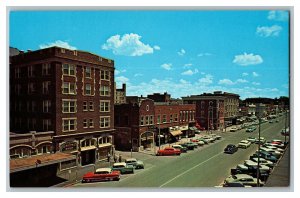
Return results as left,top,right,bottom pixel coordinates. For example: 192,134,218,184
9,10,289,99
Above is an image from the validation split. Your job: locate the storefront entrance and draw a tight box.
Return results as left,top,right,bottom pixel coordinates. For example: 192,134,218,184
81,149,95,166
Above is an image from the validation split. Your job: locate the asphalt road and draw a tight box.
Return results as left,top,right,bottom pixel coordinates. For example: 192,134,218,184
72,115,288,188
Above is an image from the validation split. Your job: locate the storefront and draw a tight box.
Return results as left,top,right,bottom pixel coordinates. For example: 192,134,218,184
140,131,154,150
169,126,182,142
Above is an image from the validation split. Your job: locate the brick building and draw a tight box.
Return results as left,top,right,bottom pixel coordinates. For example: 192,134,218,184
114,83,126,104
114,95,196,151
10,46,115,167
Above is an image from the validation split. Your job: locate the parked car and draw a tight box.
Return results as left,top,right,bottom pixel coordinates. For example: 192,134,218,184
224,174,264,187
180,143,195,150
244,160,273,170
202,135,215,143
260,147,282,158
281,128,290,136
230,127,238,132
222,181,252,187
172,144,188,153
125,158,144,169
111,162,134,174
246,126,256,132
231,164,270,180
224,144,238,154
255,137,266,144
82,168,120,183
156,147,181,156
251,158,274,168
190,138,204,146
211,134,222,140
197,138,209,144
247,137,257,143
238,140,251,149
263,145,284,153
251,152,278,163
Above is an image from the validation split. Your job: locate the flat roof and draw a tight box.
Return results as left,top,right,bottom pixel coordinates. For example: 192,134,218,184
10,152,76,173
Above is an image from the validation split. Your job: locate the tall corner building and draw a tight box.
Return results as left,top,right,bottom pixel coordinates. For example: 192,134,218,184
9,47,115,166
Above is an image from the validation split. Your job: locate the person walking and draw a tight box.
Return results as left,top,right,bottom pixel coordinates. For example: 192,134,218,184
118,154,122,162
107,152,111,162
114,154,117,163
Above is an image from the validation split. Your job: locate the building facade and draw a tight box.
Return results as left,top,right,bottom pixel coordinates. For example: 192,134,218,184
10,46,115,167
114,83,126,104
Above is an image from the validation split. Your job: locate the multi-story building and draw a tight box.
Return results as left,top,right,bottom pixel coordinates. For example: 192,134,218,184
182,94,225,131
114,83,126,104
114,95,196,151
10,46,115,167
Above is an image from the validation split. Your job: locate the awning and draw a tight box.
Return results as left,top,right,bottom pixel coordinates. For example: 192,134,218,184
170,130,183,136
98,143,112,148
80,145,96,152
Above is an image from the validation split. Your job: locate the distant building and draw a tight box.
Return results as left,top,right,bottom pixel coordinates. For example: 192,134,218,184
10,46,115,167
115,83,126,104
147,92,171,103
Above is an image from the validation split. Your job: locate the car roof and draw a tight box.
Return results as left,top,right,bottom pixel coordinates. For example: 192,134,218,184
235,174,254,179
113,162,127,166
96,168,111,172
125,158,137,161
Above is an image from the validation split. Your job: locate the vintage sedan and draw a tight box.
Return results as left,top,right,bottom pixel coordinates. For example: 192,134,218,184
125,158,144,169
179,143,194,150
112,162,135,174
246,126,256,133
247,137,257,143
172,144,188,153
224,144,238,154
238,140,251,149
82,168,120,183
224,174,264,187
156,147,181,156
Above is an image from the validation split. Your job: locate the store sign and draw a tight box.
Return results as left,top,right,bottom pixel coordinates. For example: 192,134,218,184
60,141,77,152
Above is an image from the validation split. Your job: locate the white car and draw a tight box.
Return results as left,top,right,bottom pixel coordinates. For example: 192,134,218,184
224,174,264,187
264,145,284,153
260,147,282,158
211,134,222,140
251,158,274,168
230,127,238,132
244,160,271,172
238,140,251,149
247,137,257,143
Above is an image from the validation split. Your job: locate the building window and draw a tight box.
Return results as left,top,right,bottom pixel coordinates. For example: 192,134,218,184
42,81,51,94
170,114,173,123
162,115,167,123
186,111,188,121
201,110,205,118
83,101,88,111
62,64,76,76
27,118,36,130
85,67,91,78
85,84,92,95
27,83,36,94
62,82,76,94
140,116,144,126
89,101,94,111
43,119,52,131
100,85,110,96
42,63,51,75
89,119,94,128
28,65,35,77
146,105,149,111
43,100,51,113
174,114,178,122
100,70,110,80
100,101,110,112
201,101,205,109
62,100,76,113
145,116,149,125
83,119,88,128
62,118,77,132
157,115,161,124
150,115,154,125
100,116,110,128
15,84,21,95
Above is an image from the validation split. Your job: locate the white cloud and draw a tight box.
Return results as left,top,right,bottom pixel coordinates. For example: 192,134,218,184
179,79,189,84
199,74,213,85
218,79,235,85
178,49,186,56
39,40,76,50
252,72,259,77
134,73,143,77
252,82,261,86
242,72,249,77
236,79,248,83
201,72,206,75
115,69,126,76
233,53,263,66
181,69,199,76
268,11,289,21
270,88,279,92
161,63,172,70
198,53,212,57
115,76,129,84
256,25,282,37
184,63,193,68
102,33,158,56
153,45,161,50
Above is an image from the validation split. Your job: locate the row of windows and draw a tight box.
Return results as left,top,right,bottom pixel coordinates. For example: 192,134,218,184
179,111,195,122
14,64,111,80
140,115,154,126
156,114,179,124
80,136,112,148
14,100,110,113
14,118,52,131
62,117,110,132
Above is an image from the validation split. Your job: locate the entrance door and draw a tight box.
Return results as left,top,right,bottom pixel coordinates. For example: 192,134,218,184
81,149,95,166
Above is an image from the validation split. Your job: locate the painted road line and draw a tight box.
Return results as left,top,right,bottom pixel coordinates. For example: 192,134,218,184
159,152,223,187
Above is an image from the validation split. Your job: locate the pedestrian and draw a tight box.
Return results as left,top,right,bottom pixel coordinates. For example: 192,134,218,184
107,152,111,162
118,154,122,162
114,154,117,163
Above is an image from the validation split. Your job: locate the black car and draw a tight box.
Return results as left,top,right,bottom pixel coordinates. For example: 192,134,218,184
224,144,238,154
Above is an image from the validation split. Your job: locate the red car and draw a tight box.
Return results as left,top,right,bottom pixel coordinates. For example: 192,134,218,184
82,168,120,183
156,147,181,156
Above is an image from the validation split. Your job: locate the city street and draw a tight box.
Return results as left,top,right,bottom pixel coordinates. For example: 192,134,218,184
72,115,288,188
